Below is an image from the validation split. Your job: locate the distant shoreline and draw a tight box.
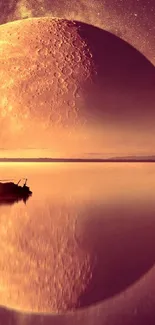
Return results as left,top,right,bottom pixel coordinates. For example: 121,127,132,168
0,158,155,163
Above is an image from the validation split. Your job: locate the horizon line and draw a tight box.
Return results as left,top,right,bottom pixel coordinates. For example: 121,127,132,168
1,157,155,163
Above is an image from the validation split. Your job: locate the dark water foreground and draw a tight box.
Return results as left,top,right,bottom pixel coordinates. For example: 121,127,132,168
1,265,155,325
0,163,155,324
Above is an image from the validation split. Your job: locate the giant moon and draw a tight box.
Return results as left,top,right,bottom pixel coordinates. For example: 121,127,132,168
0,17,155,157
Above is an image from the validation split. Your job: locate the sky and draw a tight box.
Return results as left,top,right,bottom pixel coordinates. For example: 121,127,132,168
0,1,155,158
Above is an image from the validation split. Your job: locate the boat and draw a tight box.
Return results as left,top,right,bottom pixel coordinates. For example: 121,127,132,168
0,178,32,204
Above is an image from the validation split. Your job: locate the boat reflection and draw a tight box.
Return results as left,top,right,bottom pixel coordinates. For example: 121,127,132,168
0,193,32,206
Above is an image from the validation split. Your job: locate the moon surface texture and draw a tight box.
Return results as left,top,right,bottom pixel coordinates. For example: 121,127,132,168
0,17,155,157
1,0,155,68
0,203,94,313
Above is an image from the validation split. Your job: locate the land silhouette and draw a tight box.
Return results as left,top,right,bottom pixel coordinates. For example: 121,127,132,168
0,156,155,163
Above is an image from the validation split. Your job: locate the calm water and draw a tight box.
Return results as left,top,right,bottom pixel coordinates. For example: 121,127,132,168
0,162,155,320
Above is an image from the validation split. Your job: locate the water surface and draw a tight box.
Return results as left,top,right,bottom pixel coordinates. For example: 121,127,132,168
0,162,155,314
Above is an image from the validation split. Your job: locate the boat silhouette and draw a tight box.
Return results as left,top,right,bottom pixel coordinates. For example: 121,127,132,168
0,178,32,205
